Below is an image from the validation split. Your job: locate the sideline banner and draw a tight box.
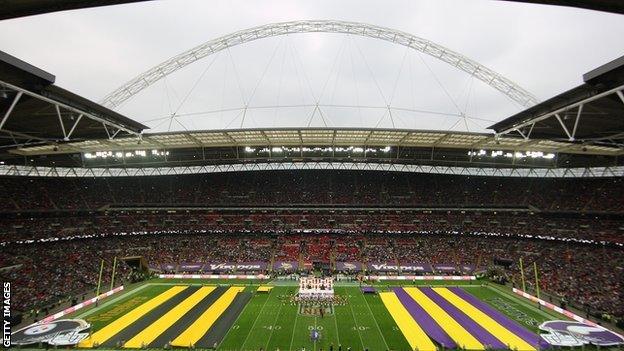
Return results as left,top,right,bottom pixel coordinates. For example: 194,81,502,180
158,274,269,279
38,286,124,324
204,262,268,271
335,262,363,271
160,263,177,271
178,262,204,272
273,261,299,271
433,264,458,273
366,275,475,281
512,288,600,326
367,262,433,273
460,264,475,273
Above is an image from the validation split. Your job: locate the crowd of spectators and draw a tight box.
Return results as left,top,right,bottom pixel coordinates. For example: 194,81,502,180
1,240,131,317
0,233,274,314
0,171,622,325
2,211,622,244
0,171,622,212
2,231,622,322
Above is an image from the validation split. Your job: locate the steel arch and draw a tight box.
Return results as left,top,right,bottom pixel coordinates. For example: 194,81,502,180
100,20,539,109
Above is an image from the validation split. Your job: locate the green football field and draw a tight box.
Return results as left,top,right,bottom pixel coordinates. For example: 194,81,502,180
63,278,575,351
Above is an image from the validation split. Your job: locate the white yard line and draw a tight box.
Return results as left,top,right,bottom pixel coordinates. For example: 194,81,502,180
218,291,257,351
264,300,285,351
239,293,272,350
361,293,390,350
346,294,366,350
288,306,300,351
332,305,341,347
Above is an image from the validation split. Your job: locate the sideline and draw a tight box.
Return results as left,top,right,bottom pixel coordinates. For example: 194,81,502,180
485,285,559,320
76,283,150,319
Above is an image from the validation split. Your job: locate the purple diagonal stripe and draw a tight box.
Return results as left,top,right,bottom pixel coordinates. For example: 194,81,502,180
393,287,457,349
420,287,507,349
448,287,549,348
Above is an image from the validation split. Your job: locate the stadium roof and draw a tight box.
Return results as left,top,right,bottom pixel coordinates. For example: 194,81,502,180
0,0,150,20
503,0,624,14
2,2,622,161
10,127,622,156
0,50,148,150
490,55,624,149
0,0,621,20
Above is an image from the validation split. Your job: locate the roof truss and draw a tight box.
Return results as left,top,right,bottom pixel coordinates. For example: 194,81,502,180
0,79,142,149
1,162,621,178
495,84,624,149
10,128,623,156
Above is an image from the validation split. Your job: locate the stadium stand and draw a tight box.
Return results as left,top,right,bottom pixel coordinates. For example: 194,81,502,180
1,3,623,339
0,171,623,212
1,170,622,324
2,232,622,323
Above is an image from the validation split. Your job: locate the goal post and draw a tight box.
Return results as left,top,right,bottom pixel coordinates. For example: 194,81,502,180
94,259,105,305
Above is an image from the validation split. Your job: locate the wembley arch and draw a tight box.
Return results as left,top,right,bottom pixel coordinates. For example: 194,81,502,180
100,20,539,110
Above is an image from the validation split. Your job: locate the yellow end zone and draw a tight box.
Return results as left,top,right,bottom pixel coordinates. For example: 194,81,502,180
432,288,536,351
380,292,437,351
170,286,245,347
78,286,187,348
123,286,216,348
403,287,485,350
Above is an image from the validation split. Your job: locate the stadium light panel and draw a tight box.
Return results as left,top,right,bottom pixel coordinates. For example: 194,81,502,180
468,149,556,160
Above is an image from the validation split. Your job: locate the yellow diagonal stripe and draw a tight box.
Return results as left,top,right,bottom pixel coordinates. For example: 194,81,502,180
380,292,437,351
403,287,484,350
170,287,244,347
433,288,537,351
78,286,187,348
123,286,216,348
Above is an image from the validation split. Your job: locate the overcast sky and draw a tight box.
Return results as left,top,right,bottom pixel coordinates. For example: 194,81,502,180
1,0,623,133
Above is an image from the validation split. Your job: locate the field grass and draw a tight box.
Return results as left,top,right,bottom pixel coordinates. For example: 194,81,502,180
462,286,562,333
66,278,575,351
219,285,411,351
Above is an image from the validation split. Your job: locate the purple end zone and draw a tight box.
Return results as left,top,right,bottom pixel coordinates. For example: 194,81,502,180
448,287,549,349
393,287,457,349
420,287,507,349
